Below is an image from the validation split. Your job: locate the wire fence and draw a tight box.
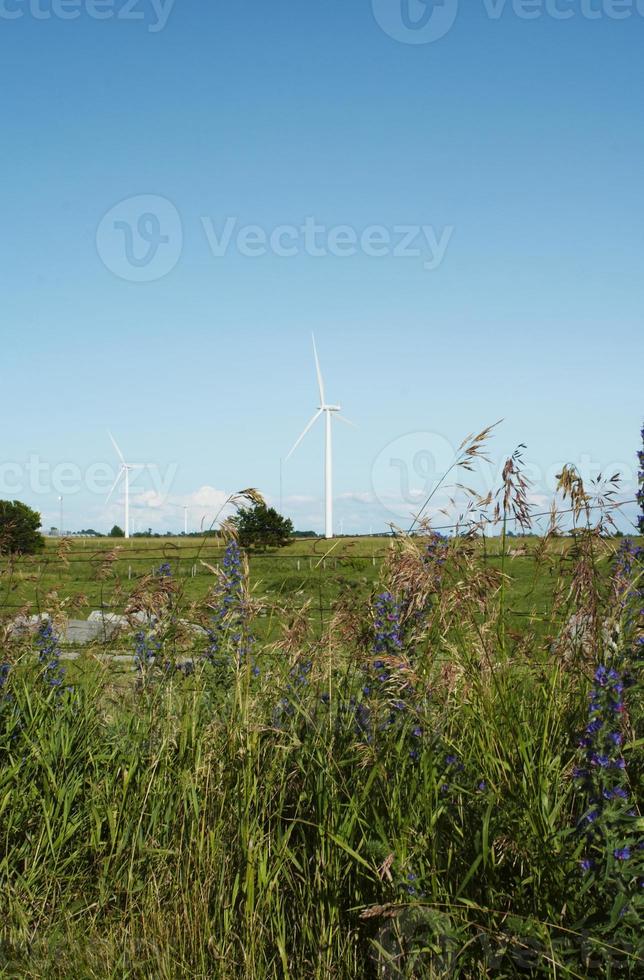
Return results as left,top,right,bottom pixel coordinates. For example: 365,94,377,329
0,499,637,613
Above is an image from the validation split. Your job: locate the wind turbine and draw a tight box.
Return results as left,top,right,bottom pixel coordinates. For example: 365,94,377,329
106,432,143,539
286,335,354,539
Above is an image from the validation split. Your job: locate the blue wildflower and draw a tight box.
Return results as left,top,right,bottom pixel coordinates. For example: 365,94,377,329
594,665,608,686
36,621,66,692
205,540,255,670
373,592,403,656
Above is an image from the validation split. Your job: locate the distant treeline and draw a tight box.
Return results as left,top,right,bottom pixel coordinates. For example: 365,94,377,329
71,528,322,539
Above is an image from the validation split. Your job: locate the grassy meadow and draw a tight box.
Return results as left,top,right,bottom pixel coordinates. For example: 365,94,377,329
0,476,642,977
0,531,629,642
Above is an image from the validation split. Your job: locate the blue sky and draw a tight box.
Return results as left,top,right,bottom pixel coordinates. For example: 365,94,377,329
1,0,642,534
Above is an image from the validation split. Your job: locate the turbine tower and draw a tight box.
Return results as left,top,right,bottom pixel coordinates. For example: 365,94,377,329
106,432,142,539
286,335,353,539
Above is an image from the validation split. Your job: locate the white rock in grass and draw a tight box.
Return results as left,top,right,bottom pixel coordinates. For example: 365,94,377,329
7,612,51,636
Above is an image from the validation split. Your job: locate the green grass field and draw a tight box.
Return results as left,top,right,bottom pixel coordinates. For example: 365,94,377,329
0,525,642,977
1,533,636,645
0,535,386,629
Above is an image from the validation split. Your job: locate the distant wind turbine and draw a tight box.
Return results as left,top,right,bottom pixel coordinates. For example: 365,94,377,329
105,431,143,539
286,335,354,539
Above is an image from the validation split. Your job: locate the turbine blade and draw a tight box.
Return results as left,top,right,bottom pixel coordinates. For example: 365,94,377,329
311,334,325,405
108,430,125,465
336,415,357,428
105,466,125,504
286,409,323,460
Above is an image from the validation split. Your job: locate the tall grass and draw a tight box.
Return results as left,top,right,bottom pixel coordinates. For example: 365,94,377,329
0,469,642,978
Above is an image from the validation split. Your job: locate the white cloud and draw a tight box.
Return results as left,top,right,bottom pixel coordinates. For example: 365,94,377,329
99,485,234,534
338,491,375,504
101,482,597,538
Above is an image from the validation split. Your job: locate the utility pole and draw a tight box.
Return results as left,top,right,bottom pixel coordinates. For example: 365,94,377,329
279,457,283,513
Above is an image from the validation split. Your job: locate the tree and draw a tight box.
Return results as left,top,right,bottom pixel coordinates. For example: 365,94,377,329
109,525,125,538
231,504,293,550
0,500,45,556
